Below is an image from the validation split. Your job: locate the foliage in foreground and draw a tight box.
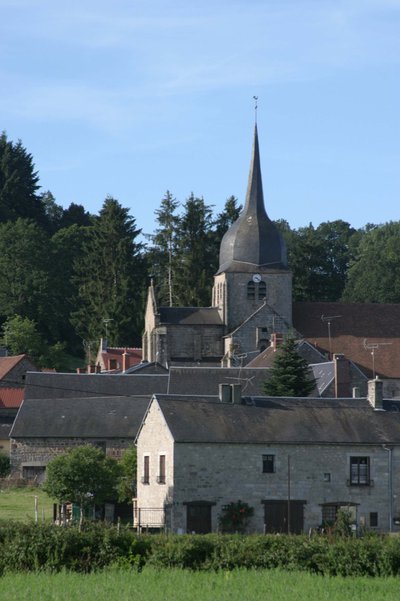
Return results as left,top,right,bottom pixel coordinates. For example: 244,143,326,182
1,523,400,577
1,568,399,601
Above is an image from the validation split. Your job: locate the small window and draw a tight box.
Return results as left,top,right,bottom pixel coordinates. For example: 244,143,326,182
258,281,266,299
142,455,150,484
323,473,331,482
350,457,370,485
322,505,337,525
262,454,275,473
157,454,166,484
370,512,378,528
247,281,255,300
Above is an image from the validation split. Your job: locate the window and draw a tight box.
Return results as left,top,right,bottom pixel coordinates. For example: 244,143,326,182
322,505,337,525
262,454,275,473
258,281,266,298
142,455,150,484
247,281,255,300
323,473,331,482
350,457,370,485
157,454,166,484
370,512,378,528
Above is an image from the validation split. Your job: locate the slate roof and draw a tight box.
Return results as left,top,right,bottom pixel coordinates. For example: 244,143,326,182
158,307,223,326
154,395,400,445
293,302,400,378
10,396,150,438
167,367,269,396
218,125,287,273
24,371,168,400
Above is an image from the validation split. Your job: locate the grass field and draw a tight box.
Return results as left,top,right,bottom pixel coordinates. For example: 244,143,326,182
0,568,398,601
0,486,54,522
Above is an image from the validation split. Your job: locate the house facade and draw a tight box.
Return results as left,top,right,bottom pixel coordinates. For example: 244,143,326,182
136,381,400,534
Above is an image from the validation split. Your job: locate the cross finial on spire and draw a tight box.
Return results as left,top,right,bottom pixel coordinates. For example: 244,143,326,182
253,96,258,124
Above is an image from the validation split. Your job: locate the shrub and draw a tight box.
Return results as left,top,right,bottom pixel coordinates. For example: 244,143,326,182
0,452,10,477
218,500,254,533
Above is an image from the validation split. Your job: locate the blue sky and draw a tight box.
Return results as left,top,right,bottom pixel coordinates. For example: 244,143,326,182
1,0,399,237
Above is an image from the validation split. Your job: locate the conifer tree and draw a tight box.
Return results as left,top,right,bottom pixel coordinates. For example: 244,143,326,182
147,191,180,306
263,337,316,397
71,197,145,348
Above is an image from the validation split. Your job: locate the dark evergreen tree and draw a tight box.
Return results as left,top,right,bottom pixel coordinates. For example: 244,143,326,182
174,194,214,306
71,197,145,348
0,132,46,226
40,190,64,234
147,191,180,306
59,202,93,229
0,218,52,333
263,336,316,397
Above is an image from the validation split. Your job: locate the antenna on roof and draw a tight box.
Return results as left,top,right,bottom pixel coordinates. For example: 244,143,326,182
363,339,392,379
321,315,342,360
253,96,258,124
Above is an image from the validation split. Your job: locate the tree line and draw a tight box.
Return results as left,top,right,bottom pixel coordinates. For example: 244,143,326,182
0,132,399,368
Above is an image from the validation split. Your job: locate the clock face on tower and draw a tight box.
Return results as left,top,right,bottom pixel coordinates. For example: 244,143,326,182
252,273,261,283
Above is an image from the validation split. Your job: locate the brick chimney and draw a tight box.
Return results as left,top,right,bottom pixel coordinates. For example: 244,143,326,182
122,350,130,372
333,353,351,398
368,377,384,410
271,333,284,352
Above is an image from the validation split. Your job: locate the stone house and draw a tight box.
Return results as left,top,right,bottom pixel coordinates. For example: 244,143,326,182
0,354,37,388
136,379,400,534
9,395,149,482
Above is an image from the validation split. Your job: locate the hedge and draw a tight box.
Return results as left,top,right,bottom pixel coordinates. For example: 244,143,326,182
1,522,400,576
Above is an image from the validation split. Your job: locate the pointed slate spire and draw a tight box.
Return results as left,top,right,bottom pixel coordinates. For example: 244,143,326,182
217,126,287,273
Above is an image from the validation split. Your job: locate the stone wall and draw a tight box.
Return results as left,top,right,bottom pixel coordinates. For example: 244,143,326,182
170,441,399,534
10,437,133,477
0,357,37,388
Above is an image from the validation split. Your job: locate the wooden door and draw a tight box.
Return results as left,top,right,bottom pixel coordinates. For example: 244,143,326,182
186,503,212,534
263,500,304,534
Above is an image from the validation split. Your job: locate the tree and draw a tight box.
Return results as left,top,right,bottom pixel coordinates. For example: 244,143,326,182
0,132,46,226
0,219,52,332
147,191,180,306
116,446,137,502
342,222,400,303
43,445,121,529
0,314,44,361
263,336,316,397
174,194,215,306
71,197,146,347
288,221,357,302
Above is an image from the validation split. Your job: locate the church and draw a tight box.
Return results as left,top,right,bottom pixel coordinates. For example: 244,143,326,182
143,125,400,387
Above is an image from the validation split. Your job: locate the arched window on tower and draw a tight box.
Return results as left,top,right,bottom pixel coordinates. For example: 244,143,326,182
258,281,266,299
247,281,255,300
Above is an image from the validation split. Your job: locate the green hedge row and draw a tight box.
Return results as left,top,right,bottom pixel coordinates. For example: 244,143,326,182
1,522,400,576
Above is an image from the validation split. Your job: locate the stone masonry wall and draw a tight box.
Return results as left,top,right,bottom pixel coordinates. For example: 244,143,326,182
10,437,133,477
170,442,400,534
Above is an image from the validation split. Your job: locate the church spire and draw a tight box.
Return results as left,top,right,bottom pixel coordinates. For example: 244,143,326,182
217,124,287,274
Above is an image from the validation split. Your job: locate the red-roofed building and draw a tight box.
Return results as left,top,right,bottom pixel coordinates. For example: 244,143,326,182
0,387,24,408
94,339,142,373
0,354,37,388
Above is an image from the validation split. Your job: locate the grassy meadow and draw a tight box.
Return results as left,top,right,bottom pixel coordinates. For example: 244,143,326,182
0,486,53,522
0,568,398,601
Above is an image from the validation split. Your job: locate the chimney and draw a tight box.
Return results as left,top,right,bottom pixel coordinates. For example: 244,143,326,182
368,377,384,410
87,364,96,374
122,350,130,372
271,333,284,352
219,384,231,403
219,384,242,404
231,384,242,404
333,353,351,398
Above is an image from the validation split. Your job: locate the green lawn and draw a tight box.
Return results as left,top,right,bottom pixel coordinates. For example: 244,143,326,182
0,486,54,522
0,568,398,601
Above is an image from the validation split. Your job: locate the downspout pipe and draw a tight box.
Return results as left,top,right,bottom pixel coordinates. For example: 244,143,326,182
382,446,393,533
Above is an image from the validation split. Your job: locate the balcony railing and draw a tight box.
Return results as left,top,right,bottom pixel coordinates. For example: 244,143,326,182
133,507,165,530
